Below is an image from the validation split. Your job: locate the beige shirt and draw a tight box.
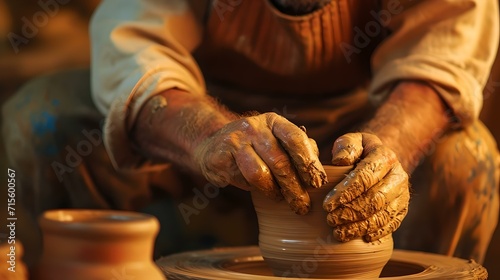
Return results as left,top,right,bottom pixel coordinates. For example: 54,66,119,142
90,0,499,170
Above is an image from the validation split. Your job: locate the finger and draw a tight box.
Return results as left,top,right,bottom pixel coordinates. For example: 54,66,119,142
210,148,253,191
200,148,234,188
252,130,311,215
234,145,282,201
326,163,408,226
267,113,327,188
309,138,319,157
227,164,254,191
364,206,409,242
331,133,363,166
332,192,408,242
323,144,398,211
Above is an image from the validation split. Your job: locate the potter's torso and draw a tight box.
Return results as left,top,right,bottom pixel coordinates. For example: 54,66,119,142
194,0,383,112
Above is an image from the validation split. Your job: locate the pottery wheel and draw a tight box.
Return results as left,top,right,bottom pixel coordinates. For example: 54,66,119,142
156,246,487,280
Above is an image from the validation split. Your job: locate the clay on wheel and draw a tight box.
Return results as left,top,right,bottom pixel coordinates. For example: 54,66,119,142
156,246,488,280
251,165,393,278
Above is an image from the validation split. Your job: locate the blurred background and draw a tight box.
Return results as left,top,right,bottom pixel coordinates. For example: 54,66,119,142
0,0,499,278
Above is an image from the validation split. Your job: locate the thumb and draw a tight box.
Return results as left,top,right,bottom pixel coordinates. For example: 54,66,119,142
331,133,363,165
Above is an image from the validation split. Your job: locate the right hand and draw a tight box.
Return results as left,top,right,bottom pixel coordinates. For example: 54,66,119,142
193,112,327,215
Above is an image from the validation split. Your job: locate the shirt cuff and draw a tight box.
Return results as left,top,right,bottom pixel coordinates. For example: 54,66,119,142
369,54,483,127
103,69,204,171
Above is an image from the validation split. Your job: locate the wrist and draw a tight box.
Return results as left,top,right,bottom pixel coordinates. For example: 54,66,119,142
132,89,234,169
362,81,451,172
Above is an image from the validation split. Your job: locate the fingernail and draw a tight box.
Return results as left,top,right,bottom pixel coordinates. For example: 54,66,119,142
364,234,375,243
332,150,354,165
291,200,310,215
311,170,328,188
334,228,351,242
323,201,338,212
326,213,338,227
323,203,332,212
323,191,340,212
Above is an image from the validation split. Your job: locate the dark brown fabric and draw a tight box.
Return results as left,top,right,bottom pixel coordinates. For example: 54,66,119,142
194,0,380,96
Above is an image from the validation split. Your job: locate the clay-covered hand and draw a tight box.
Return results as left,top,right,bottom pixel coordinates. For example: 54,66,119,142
323,132,410,242
194,112,327,215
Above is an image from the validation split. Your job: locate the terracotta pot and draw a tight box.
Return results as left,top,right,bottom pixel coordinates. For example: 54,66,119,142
34,209,166,280
251,165,393,278
0,241,28,280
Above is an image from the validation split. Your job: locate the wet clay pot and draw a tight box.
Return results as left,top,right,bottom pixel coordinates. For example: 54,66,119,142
158,246,488,279
251,165,393,278
34,209,165,280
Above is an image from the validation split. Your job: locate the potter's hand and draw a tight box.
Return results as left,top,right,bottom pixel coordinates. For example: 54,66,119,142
323,132,410,242
194,112,327,215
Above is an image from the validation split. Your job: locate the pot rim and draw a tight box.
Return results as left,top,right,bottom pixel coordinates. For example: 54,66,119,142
38,209,159,237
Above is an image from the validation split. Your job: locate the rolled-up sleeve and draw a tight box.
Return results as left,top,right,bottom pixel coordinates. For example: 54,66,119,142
370,0,499,126
90,0,206,170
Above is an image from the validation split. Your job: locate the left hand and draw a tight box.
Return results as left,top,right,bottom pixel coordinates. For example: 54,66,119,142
323,132,410,242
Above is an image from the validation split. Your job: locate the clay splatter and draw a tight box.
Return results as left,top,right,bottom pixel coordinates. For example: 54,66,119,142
30,111,56,136
30,111,59,156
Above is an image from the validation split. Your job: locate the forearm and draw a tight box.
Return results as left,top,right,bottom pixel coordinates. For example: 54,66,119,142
132,89,237,172
362,81,452,172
